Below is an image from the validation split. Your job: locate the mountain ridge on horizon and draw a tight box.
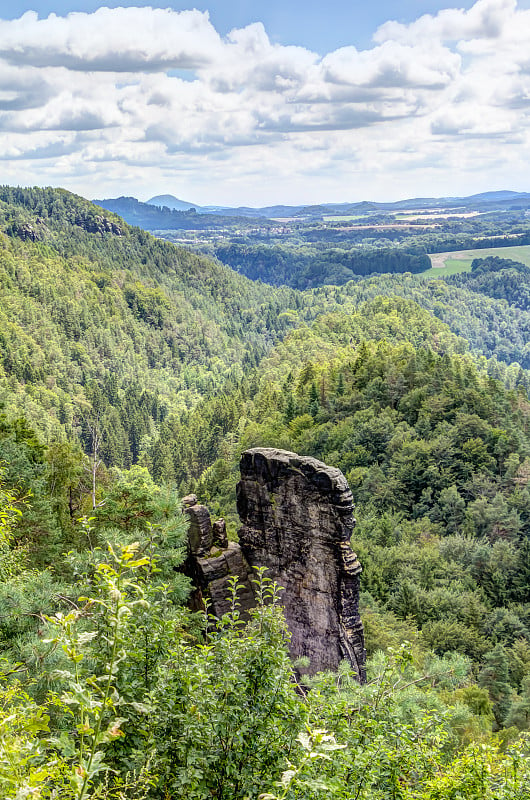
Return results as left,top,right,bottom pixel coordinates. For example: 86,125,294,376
120,189,530,221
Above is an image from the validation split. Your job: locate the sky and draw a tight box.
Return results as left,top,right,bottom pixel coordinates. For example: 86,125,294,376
0,0,530,205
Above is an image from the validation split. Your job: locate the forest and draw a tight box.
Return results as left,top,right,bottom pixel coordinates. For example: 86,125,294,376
2,186,530,797
96,191,530,289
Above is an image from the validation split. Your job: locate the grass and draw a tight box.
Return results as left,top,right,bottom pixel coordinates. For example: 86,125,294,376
421,259,472,278
422,244,530,278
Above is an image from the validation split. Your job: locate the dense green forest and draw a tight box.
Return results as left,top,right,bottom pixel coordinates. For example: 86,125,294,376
97,189,530,289
2,187,530,797
208,242,430,288
202,216,530,289
154,205,530,289
0,185,309,458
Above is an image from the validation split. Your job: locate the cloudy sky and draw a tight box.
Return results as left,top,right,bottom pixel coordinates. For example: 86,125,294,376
1,0,530,205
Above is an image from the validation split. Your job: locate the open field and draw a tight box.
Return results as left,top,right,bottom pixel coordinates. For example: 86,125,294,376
421,244,530,277
421,259,472,277
322,214,367,221
395,211,480,221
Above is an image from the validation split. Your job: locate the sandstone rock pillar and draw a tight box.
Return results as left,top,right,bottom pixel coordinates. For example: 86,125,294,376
236,447,366,681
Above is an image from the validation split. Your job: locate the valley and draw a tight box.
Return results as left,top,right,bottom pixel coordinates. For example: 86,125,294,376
2,186,530,797
96,191,530,289
4,0,530,794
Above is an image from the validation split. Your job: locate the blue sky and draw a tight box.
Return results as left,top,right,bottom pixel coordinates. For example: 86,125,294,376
0,1,529,205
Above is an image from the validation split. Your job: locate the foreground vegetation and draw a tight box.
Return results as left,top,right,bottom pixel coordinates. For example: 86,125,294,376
2,484,530,799
2,187,530,796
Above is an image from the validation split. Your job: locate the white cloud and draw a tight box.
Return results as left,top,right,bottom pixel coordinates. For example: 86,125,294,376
374,0,517,45
0,1,529,203
0,8,221,71
319,42,460,92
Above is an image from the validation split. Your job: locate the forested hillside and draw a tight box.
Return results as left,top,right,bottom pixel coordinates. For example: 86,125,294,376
185,296,530,659
448,256,530,311
2,187,530,797
0,186,306,460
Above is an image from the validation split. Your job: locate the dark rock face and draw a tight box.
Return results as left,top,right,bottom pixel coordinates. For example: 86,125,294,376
184,498,213,557
182,448,366,681
182,497,256,617
75,214,122,236
237,447,366,681
212,518,228,549
190,541,256,618
11,222,45,241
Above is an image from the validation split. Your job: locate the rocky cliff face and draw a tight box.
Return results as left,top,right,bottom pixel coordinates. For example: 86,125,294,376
75,214,122,236
183,449,366,681
237,448,365,681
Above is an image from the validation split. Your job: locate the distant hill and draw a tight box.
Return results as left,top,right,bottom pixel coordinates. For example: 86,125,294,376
97,190,530,226
275,191,530,216
147,194,202,212
94,195,267,229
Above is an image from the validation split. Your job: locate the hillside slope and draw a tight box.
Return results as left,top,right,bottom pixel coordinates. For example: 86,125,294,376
0,186,301,463
2,187,530,471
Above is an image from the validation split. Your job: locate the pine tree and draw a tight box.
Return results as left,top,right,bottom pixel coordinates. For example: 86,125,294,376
284,393,296,423
478,644,513,729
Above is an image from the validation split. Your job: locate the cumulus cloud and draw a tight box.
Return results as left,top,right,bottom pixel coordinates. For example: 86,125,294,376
374,0,517,45
0,8,221,71
0,64,52,111
1,1,530,203
319,42,460,91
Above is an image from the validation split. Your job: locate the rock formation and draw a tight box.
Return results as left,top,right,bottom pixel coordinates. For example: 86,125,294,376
75,214,122,236
182,495,256,617
183,449,366,682
183,495,213,557
237,448,365,681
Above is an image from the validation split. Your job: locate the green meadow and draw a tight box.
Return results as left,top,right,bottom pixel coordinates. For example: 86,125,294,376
422,244,530,277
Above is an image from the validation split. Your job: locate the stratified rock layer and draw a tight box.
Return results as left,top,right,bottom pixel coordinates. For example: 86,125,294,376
183,496,213,557
182,496,256,617
237,447,366,681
